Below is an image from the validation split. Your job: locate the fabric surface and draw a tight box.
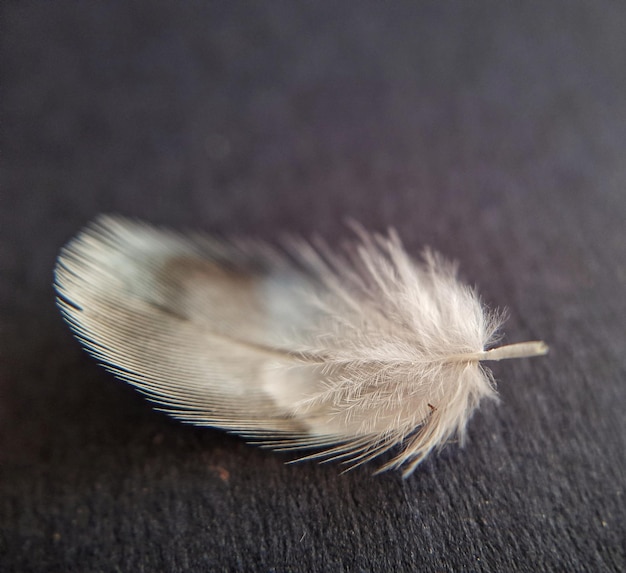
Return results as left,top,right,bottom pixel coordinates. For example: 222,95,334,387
1,2,625,571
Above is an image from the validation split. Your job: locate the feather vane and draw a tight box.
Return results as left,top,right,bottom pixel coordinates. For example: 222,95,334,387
55,216,547,476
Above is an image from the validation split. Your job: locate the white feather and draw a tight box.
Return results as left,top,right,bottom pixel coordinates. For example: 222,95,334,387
54,216,548,476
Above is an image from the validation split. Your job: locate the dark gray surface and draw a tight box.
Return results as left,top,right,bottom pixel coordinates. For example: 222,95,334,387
1,2,625,571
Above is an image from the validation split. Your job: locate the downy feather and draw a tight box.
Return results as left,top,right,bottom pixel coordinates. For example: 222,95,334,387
54,216,547,476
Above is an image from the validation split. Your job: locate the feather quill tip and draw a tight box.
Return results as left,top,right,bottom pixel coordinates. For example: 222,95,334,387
464,341,549,362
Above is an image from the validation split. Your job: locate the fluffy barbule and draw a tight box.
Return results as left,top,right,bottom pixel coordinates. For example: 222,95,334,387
55,216,529,476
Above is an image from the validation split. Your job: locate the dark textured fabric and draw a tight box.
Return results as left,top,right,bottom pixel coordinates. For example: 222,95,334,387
1,2,625,571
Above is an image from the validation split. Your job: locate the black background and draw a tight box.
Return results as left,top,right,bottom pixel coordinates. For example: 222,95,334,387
1,2,625,571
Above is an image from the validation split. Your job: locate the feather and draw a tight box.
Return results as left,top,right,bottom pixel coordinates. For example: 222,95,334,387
54,216,548,476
